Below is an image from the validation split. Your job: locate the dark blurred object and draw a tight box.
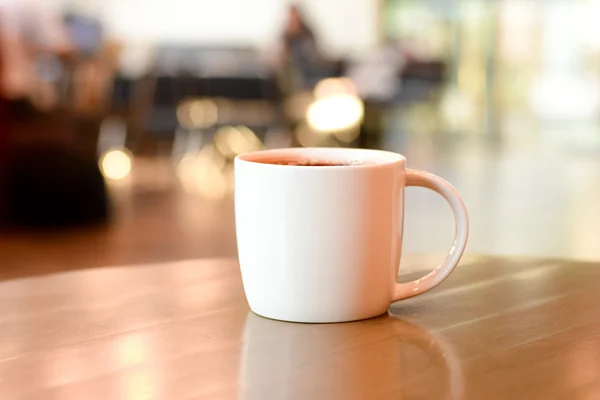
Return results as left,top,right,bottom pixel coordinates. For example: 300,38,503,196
4,143,110,229
401,60,446,83
0,98,8,224
386,60,448,106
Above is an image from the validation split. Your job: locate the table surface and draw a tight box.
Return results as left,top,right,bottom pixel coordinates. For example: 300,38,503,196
1,254,599,400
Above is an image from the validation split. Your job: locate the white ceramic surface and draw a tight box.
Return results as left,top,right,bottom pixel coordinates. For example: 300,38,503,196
235,148,468,323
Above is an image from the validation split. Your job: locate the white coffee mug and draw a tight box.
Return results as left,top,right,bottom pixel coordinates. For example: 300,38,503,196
235,148,468,323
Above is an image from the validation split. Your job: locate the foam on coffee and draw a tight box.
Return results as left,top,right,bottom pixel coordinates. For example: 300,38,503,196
257,159,365,166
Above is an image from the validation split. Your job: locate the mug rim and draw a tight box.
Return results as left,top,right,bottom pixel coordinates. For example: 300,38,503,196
236,147,405,169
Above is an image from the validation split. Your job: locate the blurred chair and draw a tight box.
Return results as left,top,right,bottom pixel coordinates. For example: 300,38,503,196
141,46,285,160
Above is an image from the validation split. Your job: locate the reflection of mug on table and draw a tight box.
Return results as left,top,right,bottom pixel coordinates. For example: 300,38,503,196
239,313,463,400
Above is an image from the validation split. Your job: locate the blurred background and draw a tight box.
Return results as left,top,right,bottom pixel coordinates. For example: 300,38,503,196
2,0,600,277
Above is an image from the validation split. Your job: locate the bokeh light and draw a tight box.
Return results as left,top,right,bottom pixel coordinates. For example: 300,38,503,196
314,77,357,99
295,123,337,147
334,128,361,143
440,87,475,131
99,148,133,180
176,145,229,199
176,98,218,129
214,125,263,158
306,94,364,133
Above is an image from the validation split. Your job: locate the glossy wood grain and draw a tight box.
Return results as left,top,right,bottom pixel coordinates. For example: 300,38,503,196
0,255,599,399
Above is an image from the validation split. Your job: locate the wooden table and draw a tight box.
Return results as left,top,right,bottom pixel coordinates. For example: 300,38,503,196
1,255,599,399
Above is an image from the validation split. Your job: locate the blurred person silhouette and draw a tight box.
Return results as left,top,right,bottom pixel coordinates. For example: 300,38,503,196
0,0,109,229
278,5,332,94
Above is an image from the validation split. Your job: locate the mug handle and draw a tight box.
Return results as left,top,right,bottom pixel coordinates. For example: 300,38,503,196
393,169,469,301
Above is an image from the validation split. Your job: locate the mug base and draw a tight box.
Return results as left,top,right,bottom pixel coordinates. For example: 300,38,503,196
250,309,389,324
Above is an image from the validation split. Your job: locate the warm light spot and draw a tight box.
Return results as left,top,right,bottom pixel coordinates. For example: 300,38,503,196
306,94,364,133
176,146,229,199
295,123,337,147
314,77,357,100
99,149,133,180
177,99,218,129
123,369,156,400
334,128,361,143
237,125,262,144
284,92,313,121
115,333,149,368
214,125,263,158
440,87,475,130
513,265,558,281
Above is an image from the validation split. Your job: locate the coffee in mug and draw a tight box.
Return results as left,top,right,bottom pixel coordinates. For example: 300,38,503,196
255,158,364,167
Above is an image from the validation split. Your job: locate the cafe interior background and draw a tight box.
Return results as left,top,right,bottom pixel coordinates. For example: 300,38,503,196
2,0,600,277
